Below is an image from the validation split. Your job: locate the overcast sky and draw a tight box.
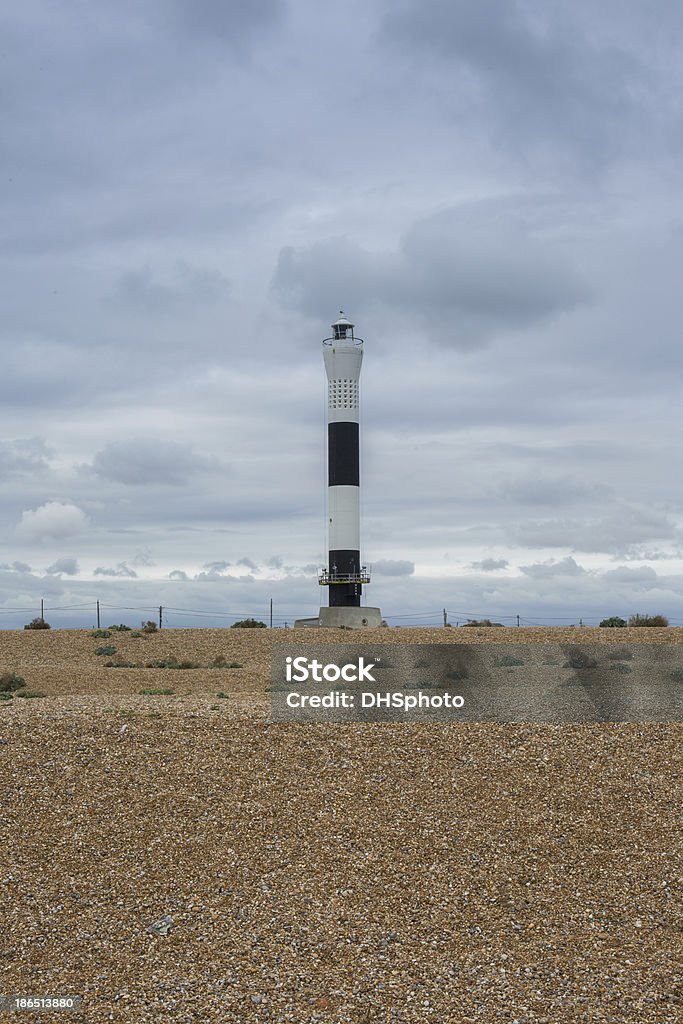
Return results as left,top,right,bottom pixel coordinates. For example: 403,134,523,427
2,0,683,628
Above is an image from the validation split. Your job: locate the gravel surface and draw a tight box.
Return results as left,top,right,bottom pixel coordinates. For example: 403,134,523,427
0,628,681,1022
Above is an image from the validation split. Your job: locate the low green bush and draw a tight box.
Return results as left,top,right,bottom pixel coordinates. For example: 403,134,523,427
0,671,26,693
463,619,504,627
628,614,669,627
496,654,524,667
599,617,627,628
24,618,50,630
210,655,242,668
95,645,117,656
144,658,198,669
563,653,597,670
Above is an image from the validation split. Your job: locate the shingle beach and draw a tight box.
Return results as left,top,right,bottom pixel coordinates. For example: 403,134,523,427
1,628,680,1023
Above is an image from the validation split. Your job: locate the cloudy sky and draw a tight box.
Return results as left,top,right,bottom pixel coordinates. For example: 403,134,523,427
2,0,683,628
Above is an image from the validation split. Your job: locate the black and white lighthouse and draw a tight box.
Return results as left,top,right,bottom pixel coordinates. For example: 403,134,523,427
316,312,382,629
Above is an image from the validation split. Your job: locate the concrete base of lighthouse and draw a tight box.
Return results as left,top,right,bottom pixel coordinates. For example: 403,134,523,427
320,606,383,629
294,606,384,629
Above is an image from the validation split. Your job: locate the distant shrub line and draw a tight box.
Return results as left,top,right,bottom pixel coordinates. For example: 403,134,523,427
101,654,243,670
462,618,505,627
89,622,244,671
627,614,669,627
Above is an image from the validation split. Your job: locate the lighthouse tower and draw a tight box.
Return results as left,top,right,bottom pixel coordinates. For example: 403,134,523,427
317,312,382,629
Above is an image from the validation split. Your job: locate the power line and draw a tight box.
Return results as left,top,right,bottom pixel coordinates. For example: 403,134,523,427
2,599,682,628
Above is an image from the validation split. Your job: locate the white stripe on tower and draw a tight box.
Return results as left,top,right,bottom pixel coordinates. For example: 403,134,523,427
323,312,364,608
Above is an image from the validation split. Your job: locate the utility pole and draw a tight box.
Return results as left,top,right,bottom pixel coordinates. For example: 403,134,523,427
96,600,100,629
443,608,447,627
516,614,520,627
158,606,163,630
270,598,273,629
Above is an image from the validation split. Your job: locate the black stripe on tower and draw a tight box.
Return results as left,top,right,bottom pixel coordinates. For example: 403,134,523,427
328,422,359,487
329,549,362,607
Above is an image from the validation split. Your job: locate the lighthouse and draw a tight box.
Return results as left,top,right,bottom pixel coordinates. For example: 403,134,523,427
316,312,382,629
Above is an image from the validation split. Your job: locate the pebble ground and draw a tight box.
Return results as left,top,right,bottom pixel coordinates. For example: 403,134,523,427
0,628,680,1023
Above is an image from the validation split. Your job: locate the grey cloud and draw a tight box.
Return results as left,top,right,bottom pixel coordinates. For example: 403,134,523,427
275,238,389,323
499,476,612,507
0,561,32,573
281,565,318,578
46,557,79,576
16,502,89,542
162,0,284,46
109,262,230,316
0,1,288,270
237,557,258,570
193,571,247,582
193,561,259,582
399,205,590,337
0,438,53,478
0,569,68,613
372,559,415,576
131,549,155,567
520,556,587,579
603,565,658,584
508,505,679,555
274,200,590,345
168,569,189,580
619,548,680,562
201,561,232,575
493,441,631,465
94,563,138,578
471,558,509,572
90,439,218,486
0,341,90,408
380,0,650,165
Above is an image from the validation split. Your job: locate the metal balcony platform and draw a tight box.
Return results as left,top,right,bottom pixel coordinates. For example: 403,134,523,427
319,568,371,586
